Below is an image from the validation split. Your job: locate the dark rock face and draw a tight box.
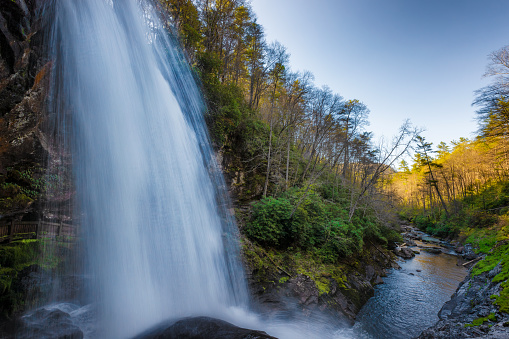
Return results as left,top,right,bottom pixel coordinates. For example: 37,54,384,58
416,264,509,338
0,0,51,218
461,244,478,261
134,316,277,339
284,274,320,306
0,0,46,118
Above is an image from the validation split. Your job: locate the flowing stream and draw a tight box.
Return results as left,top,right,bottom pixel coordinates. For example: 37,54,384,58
350,242,467,338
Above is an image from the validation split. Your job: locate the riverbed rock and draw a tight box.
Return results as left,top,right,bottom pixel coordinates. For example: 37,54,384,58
134,316,277,339
394,247,415,259
403,238,417,247
422,248,442,254
461,244,478,261
404,230,423,241
416,263,509,339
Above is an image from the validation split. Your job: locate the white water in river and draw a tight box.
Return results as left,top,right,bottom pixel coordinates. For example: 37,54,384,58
48,0,248,337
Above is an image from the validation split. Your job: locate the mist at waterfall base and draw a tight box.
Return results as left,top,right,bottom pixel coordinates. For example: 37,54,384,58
42,0,351,338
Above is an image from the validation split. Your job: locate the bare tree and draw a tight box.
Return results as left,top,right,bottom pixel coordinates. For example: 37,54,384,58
262,42,289,197
347,121,420,221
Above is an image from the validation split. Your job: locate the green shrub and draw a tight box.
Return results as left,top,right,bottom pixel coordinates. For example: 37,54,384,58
318,220,363,260
414,214,434,231
244,197,292,247
243,184,389,263
469,211,498,228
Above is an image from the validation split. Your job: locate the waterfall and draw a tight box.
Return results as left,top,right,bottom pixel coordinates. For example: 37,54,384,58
47,0,249,337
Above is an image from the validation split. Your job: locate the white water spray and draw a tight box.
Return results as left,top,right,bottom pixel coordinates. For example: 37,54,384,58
48,0,248,337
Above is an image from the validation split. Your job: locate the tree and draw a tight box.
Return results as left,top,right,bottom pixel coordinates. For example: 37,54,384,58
160,0,202,60
338,99,369,179
398,160,410,173
415,135,449,217
346,121,419,221
474,46,509,138
262,42,289,197
245,21,266,109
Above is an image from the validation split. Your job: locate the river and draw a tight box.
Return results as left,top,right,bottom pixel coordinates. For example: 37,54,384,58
348,241,467,338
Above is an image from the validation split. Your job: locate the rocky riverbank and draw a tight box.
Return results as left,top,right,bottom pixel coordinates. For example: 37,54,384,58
413,232,509,339
399,222,509,339
417,263,509,338
399,225,509,338
242,237,400,323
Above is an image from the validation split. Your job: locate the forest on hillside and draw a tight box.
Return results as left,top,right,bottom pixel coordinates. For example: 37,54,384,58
156,0,420,261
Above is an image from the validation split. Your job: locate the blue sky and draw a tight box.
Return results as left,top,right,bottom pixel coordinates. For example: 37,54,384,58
250,0,509,155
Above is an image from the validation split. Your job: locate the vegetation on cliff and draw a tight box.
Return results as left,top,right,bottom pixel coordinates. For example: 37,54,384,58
0,239,70,318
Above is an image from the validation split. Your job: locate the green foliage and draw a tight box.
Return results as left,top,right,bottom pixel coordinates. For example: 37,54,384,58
413,214,435,232
413,206,498,238
278,276,289,284
470,211,499,228
244,197,292,247
462,181,509,213
0,167,49,215
464,313,497,327
465,228,498,254
161,0,202,53
196,50,269,165
317,183,350,206
470,239,509,313
244,185,394,263
0,239,68,318
0,240,40,317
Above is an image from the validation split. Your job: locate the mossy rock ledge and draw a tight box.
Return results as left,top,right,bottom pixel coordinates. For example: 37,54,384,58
242,238,397,321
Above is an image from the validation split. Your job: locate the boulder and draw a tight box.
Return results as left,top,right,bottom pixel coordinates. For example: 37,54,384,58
394,247,415,259
423,248,442,255
403,238,417,247
134,316,277,339
454,246,464,254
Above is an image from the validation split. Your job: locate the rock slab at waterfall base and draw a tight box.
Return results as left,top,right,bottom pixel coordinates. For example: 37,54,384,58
134,316,277,339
